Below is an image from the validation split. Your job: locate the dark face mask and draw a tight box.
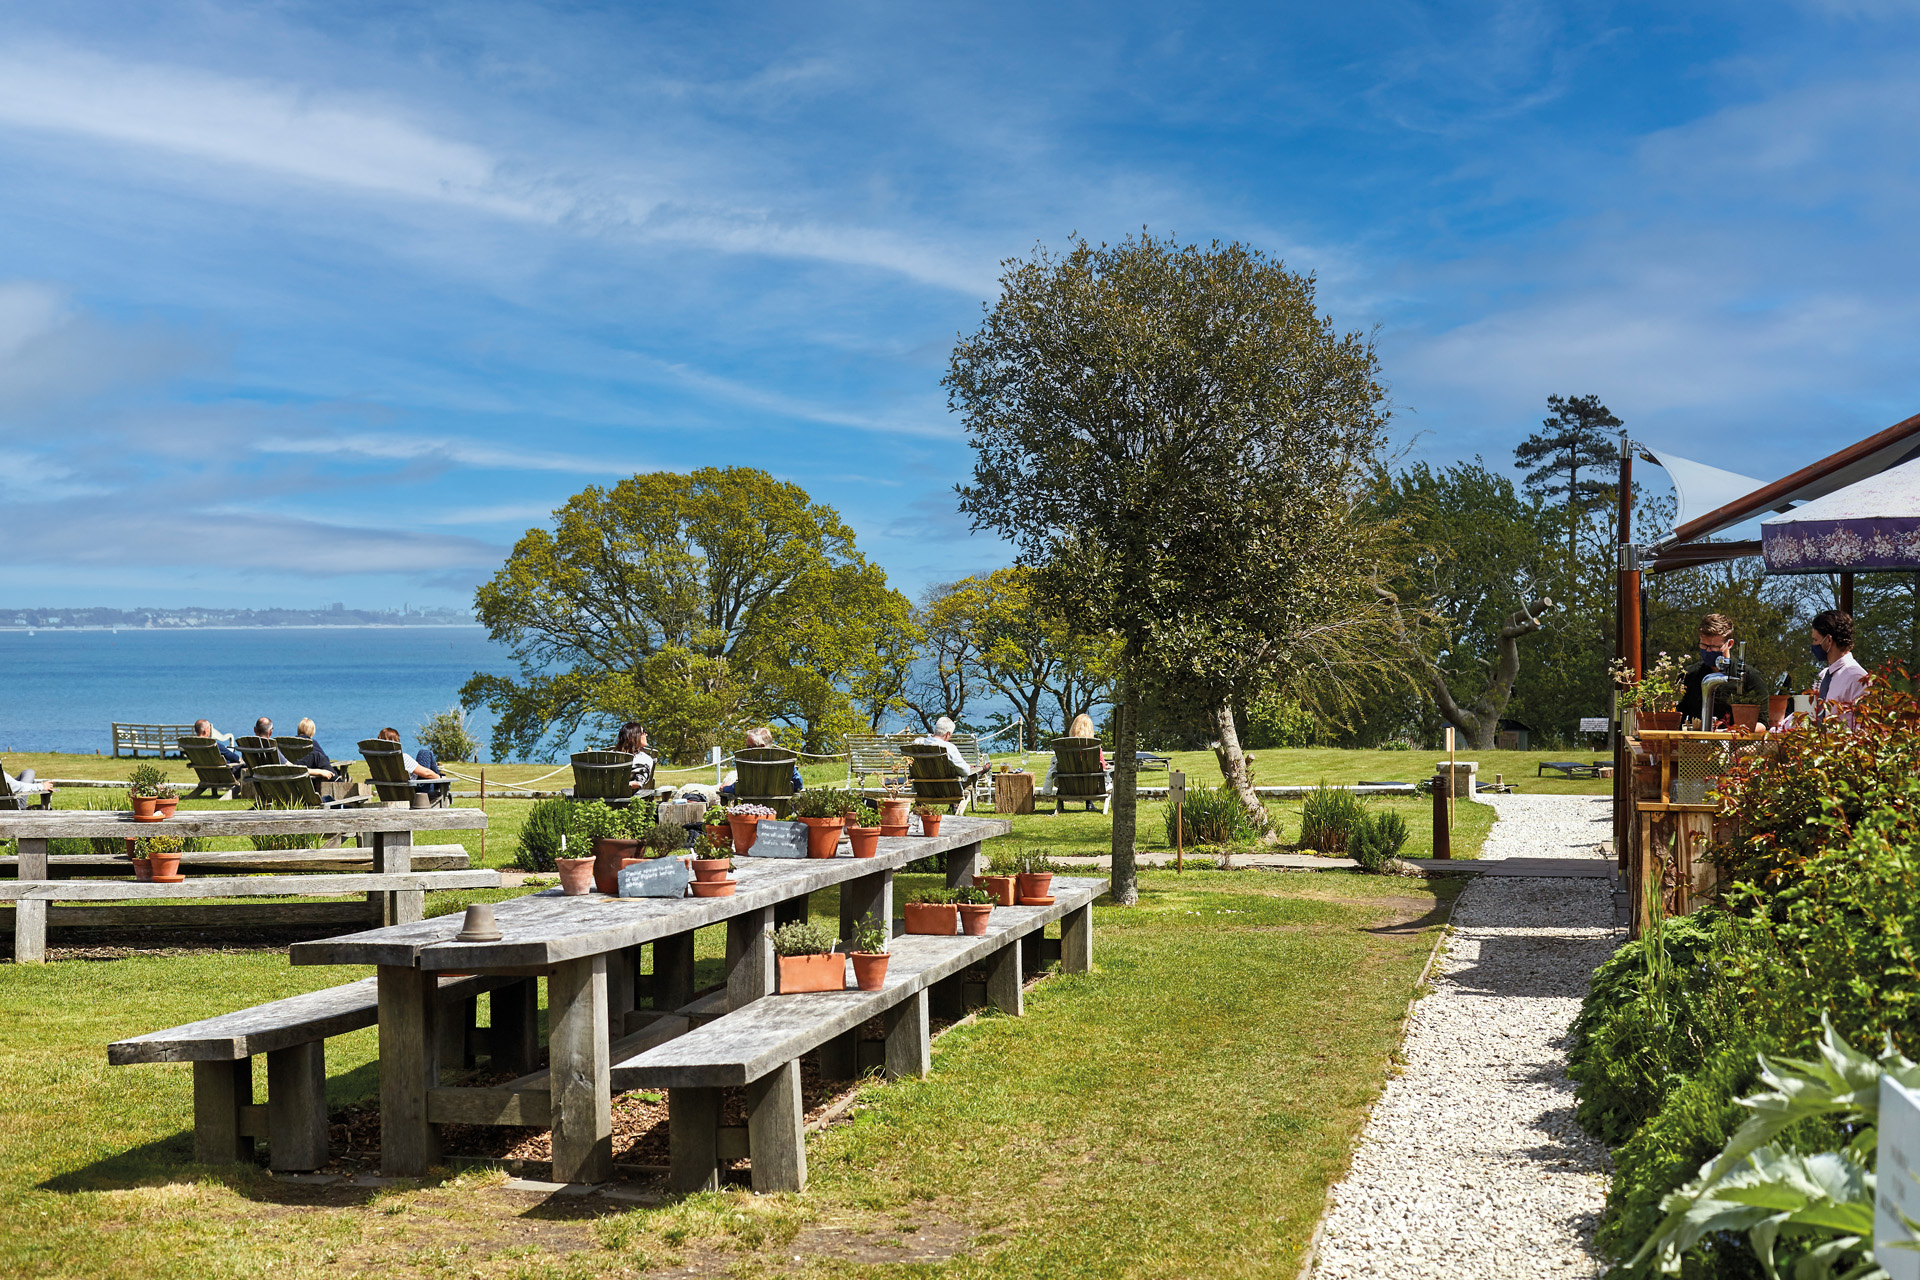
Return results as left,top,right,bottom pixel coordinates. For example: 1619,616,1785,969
1700,647,1727,668
1810,642,1829,667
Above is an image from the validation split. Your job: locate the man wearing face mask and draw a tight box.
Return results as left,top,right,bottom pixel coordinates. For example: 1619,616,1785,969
1809,610,1867,724
1678,613,1762,726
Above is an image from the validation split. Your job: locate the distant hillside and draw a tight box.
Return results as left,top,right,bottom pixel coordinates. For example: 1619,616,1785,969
0,605,474,629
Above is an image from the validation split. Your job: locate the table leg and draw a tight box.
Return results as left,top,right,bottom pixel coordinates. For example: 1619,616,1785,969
774,893,809,928
944,841,982,890
746,1059,807,1193
605,945,638,1031
726,907,774,1011
985,940,1023,1016
266,1040,329,1172
839,868,893,946
372,830,416,927
1061,903,1093,974
15,838,47,963
668,1086,722,1194
548,955,612,1184
490,979,539,1075
653,932,696,1011
377,965,440,1176
883,989,930,1079
818,1029,860,1080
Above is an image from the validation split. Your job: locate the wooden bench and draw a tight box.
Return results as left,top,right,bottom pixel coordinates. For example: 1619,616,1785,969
109,972,529,1170
623,879,1099,1193
112,722,196,758
1537,760,1605,780
0,846,472,878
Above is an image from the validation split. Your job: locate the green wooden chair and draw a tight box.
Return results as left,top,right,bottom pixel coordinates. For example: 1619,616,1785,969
732,746,797,817
1049,736,1110,814
235,736,286,774
0,768,52,811
178,736,242,799
274,736,315,760
248,764,322,809
570,751,642,806
360,739,438,806
902,744,970,815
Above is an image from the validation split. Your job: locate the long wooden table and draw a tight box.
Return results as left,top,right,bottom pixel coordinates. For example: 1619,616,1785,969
0,807,489,962
291,816,1012,1181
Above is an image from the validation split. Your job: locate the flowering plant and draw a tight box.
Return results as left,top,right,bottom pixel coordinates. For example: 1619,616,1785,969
1610,651,1687,713
726,803,776,818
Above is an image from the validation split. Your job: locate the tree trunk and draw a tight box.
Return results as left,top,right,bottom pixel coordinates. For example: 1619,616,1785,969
1209,702,1265,828
1110,666,1139,907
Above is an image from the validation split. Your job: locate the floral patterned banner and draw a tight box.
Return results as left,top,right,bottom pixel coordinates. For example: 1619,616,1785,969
1763,518,1920,573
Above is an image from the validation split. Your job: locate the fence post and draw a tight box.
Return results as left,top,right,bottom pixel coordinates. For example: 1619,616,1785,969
1431,774,1452,860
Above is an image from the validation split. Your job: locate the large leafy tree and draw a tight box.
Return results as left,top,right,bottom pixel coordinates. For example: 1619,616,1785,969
461,467,916,761
949,233,1393,902
1514,393,1622,563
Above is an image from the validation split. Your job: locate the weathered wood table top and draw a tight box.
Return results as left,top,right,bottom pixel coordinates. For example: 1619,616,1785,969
292,816,1012,971
0,808,486,839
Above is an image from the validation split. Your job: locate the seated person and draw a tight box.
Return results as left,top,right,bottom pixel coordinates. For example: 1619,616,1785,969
193,719,244,775
2,760,51,798
718,725,802,799
248,717,289,764
376,727,441,780
614,721,657,792
288,717,341,781
915,716,985,776
1041,713,1112,793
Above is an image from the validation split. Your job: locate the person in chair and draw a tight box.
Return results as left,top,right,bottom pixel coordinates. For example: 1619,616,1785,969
288,718,341,781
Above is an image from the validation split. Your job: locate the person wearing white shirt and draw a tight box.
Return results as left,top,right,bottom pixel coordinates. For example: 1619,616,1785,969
1811,609,1868,725
915,716,972,773
3,762,49,797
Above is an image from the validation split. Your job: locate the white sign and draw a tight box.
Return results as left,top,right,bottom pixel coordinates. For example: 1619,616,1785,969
1878,1075,1920,1280
1579,717,1609,734
1168,770,1185,806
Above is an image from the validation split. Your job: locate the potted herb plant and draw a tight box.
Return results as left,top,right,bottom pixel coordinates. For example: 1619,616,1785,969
1610,652,1687,733
141,834,187,882
772,920,844,992
903,887,960,935
691,835,734,883
554,833,596,896
129,763,167,821
877,781,911,836
980,852,1020,906
568,801,635,894
1016,853,1060,903
792,787,847,857
848,913,890,990
846,801,882,858
912,801,944,838
727,802,776,854
954,885,994,935
703,811,734,852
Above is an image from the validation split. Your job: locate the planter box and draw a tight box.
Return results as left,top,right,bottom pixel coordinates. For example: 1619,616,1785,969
904,903,959,935
777,952,845,993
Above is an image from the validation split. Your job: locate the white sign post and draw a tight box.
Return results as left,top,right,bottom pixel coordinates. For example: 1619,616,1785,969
1168,771,1186,872
1879,1075,1920,1280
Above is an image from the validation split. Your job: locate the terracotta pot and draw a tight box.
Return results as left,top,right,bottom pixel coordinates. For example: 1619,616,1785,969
556,856,596,896
1019,895,1056,907
798,815,844,858
591,838,640,894
1731,703,1761,730
776,952,845,993
728,814,762,854
691,858,733,882
878,797,911,829
918,813,943,837
904,903,959,935
1639,710,1683,732
847,825,881,858
879,823,909,838
981,875,1016,907
156,795,179,818
149,851,182,880
704,823,733,852
1016,872,1054,900
131,858,153,882
958,903,993,936
850,952,890,991
1768,694,1792,725
131,795,159,819
688,878,737,897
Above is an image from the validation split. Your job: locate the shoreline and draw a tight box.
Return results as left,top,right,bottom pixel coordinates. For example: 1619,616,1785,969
0,624,484,634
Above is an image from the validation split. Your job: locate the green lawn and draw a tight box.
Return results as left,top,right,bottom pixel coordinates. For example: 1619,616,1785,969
0,868,1461,1279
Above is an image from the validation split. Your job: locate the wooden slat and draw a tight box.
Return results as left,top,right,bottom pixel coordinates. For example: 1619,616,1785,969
0,808,487,839
0,847,471,878
7,901,374,935
426,1086,552,1127
0,870,499,900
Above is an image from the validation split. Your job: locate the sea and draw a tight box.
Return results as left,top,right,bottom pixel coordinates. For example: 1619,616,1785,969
0,626,521,759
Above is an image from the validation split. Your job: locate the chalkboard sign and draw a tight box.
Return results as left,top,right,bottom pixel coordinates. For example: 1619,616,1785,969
618,857,692,898
747,820,809,858
1879,1076,1920,1280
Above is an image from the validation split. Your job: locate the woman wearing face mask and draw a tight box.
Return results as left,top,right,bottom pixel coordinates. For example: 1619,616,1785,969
1809,610,1867,725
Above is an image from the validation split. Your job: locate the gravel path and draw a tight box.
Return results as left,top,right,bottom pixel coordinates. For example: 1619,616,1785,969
1312,795,1619,1279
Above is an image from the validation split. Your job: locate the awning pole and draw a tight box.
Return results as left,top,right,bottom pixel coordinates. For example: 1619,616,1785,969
1615,434,1637,871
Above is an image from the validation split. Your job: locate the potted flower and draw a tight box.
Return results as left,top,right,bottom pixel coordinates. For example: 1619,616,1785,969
877,781,911,836
772,920,844,992
727,803,776,854
1610,652,1687,733
570,801,637,894
555,834,596,896
954,885,994,936
980,852,1019,906
703,812,734,852
690,835,735,890
129,763,167,821
141,834,187,882
903,887,960,935
846,801,882,858
849,913,890,990
1015,853,1059,904
912,801,944,838
792,787,848,858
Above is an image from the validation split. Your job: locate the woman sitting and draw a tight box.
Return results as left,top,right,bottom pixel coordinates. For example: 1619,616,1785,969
614,721,656,792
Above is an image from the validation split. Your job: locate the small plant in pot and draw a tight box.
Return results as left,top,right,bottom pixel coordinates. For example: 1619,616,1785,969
877,781,911,835
727,803,776,854
849,913,890,990
845,801,882,857
139,834,188,882
690,833,734,883
703,813,733,852
1016,852,1062,903
554,834,596,896
792,787,848,857
954,885,995,935
771,920,844,992
903,887,960,935
128,763,168,820
980,851,1021,905
912,801,945,837
569,801,636,893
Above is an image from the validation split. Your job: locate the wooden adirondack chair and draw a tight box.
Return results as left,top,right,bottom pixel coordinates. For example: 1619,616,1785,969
1049,736,1111,814
732,746,798,817
901,744,972,815
570,751,641,806
235,736,286,773
248,764,323,809
178,736,242,799
359,739,442,807
0,767,52,811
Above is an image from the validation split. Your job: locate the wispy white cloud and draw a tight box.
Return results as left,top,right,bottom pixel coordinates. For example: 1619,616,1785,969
628,354,959,440
251,434,648,476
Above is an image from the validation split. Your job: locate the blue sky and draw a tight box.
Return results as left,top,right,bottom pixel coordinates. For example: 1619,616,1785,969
5,1,1919,611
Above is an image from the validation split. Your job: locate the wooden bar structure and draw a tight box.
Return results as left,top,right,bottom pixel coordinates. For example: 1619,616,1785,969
1623,728,1773,937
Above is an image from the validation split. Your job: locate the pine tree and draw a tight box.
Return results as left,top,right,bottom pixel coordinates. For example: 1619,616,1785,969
1513,394,1621,562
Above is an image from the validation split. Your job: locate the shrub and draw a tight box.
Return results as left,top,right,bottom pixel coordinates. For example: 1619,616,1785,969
1347,809,1409,872
127,763,168,798
1167,784,1261,846
515,798,573,871
417,706,481,764
793,787,853,819
770,920,836,957
1298,783,1366,853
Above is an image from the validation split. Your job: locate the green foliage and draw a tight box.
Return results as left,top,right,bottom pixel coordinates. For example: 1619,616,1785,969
1347,809,1409,872
461,466,918,762
1166,784,1260,847
792,787,851,819
134,835,188,856
905,887,957,905
416,705,481,763
953,886,994,905
985,849,1024,877
514,798,572,871
769,920,837,957
1016,852,1067,876
850,913,889,955
849,802,879,828
1244,694,1318,749
1298,784,1367,854
126,763,167,798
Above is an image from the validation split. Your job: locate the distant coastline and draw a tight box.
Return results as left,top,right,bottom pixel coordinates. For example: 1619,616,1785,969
0,605,475,630
0,623,486,633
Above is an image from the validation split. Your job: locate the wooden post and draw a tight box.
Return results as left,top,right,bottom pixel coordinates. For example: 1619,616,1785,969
371,829,419,927
944,841,982,889
669,1086,722,1194
377,964,440,1176
490,979,539,1075
746,1059,807,1193
193,1058,254,1164
1446,726,1456,833
839,867,893,947
986,939,1024,1015
478,767,486,863
1431,776,1451,860
883,989,930,1079
1062,903,1094,973
1169,770,1186,872
1841,572,1855,616
547,954,612,1184
14,837,47,963
265,1041,330,1172
653,931,697,1011
726,907,774,1011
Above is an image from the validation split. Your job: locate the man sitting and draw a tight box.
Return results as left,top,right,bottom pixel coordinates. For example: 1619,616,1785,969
289,718,342,781
916,716,983,776
2,760,52,806
194,719,244,778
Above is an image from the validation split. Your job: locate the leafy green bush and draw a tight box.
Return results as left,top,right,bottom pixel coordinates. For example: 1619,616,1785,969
1347,809,1409,872
417,706,481,764
770,920,837,957
1299,783,1366,854
515,798,572,871
1167,784,1261,846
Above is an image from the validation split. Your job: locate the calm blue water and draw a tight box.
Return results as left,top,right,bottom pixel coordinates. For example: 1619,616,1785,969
0,626,521,759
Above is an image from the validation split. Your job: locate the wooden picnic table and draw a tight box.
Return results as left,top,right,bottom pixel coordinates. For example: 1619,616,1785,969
0,806,489,963
291,815,1012,1182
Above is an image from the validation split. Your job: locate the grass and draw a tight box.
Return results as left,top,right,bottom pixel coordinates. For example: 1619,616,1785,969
0,868,1463,1279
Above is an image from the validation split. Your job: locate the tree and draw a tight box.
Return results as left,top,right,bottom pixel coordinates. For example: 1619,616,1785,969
949,232,1394,902
1514,394,1621,562
460,467,916,762
902,578,988,731
948,565,1119,750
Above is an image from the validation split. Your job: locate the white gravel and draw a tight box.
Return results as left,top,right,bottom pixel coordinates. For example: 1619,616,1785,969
1311,795,1619,1279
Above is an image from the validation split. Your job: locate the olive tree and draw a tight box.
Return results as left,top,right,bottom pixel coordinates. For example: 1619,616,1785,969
948,233,1394,903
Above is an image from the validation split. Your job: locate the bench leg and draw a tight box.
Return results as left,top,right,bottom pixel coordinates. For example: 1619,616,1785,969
929,973,964,1021
653,932,696,1011
773,893,810,929
193,1058,254,1164
489,980,539,1075
986,940,1024,1016
266,1041,329,1172
818,1029,860,1081
726,907,774,1012
668,1086,722,1194
746,1059,807,1193
548,954,612,1184
13,899,46,964
378,964,440,1177
605,945,638,1031
945,842,982,890
1062,903,1093,974
883,989,930,1080
839,867,893,947
437,994,479,1075
1022,932,1043,977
